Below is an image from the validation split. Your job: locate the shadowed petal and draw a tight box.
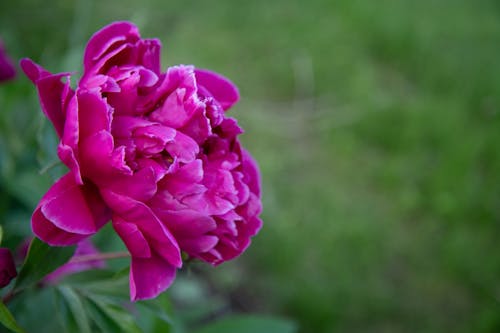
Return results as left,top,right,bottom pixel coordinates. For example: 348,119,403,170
130,254,176,301
180,235,218,254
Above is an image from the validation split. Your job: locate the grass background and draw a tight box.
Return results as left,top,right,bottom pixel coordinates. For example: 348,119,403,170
1,0,500,332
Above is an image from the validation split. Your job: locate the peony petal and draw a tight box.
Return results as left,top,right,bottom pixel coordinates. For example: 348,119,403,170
20,58,73,138
37,173,111,236
84,21,140,72
241,148,261,196
59,95,82,183
194,69,239,111
102,189,181,268
113,219,151,258
130,254,176,301
154,209,216,237
19,58,50,83
79,130,115,181
165,131,199,163
179,235,218,254
77,90,112,139
58,142,83,185
105,166,158,203
137,39,161,74
32,209,88,246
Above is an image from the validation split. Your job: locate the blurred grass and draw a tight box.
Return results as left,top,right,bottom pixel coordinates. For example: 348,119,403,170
1,0,500,332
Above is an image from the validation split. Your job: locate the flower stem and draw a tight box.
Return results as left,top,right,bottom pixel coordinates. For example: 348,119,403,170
69,251,130,263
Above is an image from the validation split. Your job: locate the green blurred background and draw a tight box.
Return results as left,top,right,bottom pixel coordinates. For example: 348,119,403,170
1,0,500,332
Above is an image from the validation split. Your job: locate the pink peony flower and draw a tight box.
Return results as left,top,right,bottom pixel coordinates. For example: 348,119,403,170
0,248,17,288
0,40,16,82
21,21,262,301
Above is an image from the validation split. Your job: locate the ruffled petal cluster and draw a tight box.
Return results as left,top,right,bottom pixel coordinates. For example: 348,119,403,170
22,21,262,301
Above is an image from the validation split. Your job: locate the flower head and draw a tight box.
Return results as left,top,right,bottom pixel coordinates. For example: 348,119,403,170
21,21,262,300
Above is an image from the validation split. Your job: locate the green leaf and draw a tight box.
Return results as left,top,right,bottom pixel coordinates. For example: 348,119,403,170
0,300,25,333
84,297,123,333
14,237,76,292
85,294,142,333
57,286,92,333
136,297,173,325
0,225,3,246
192,315,298,333
61,268,130,299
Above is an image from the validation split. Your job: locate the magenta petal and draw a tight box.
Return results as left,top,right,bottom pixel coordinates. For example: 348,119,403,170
241,149,261,196
113,219,151,258
194,69,239,111
20,58,74,138
180,235,218,254
105,167,158,202
58,95,82,183
77,91,112,139
57,143,83,185
79,130,116,182
84,21,139,72
101,190,181,268
32,173,111,245
37,73,74,138
19,58,50,83
32,208,87,246
130,254,176,301
138,39,161,74
165,131,199,163
41,175,108,234
156,209,216,237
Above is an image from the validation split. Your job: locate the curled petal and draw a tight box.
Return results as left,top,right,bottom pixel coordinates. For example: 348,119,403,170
32,211,88,246
113,220,151,258
84,21,140,72
32,173,111,246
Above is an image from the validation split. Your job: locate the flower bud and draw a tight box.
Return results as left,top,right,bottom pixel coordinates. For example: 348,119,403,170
0,248,17,288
